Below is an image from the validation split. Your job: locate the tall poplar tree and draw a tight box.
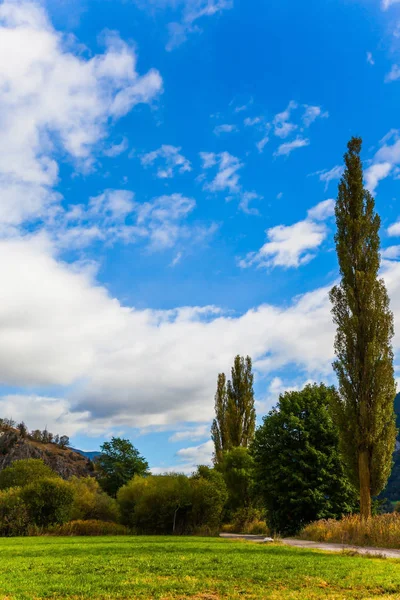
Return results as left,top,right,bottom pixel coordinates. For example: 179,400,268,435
330,137,397,519
211,356,256,462
211,373,228,464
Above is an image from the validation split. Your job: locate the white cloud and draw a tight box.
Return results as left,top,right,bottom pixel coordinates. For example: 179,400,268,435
160,0,233,50
244,116,263,127
382,245,400,259
256,135,270,153
367,52,375,65
365,162,392,193
200,151,243,193
240,199,334,269
169,425,210,442
302,105,329,127
314,165,344,190
213,124,238,135
239,191,263,216
0,0,162,227
273,101,298,139
274,137,310,157
388,220,400,236
141,145,191,179
103,138,129,158
385,64,400,82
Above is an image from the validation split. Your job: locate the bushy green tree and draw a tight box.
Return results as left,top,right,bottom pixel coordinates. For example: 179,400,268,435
0,459,57,490
69,477,119,523
218,447,255,516
330,137,397,519
252,384,358,535
190,466,228,533
96,437,149,497
211,356,256,462
21,478,74,528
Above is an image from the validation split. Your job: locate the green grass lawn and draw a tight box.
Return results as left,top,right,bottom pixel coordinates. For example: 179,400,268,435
1,536,400,599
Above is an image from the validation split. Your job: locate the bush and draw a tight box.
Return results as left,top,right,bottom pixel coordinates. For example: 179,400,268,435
21,478,74,528
69,477,119,523
0,459,57,490
0,488,29,536
118,474,191,534
300,514,400,549
48,520,128,536
118,469,227,535
221,507,269,535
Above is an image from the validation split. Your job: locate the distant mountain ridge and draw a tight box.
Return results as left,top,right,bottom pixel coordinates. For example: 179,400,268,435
71,448,101,461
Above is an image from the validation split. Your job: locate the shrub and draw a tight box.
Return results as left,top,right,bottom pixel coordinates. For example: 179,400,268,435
300,514,400,549
0,488,29,536
69,477,119,522
190,467,227,534
118,474,191,534
21,478,74,528
221,507,269,535
0,459,58,490
48,520,128,536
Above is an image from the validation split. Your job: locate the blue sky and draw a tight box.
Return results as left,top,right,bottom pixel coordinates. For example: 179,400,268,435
2,0,400,472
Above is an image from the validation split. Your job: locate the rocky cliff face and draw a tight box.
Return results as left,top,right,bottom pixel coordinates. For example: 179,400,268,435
0,430,95,479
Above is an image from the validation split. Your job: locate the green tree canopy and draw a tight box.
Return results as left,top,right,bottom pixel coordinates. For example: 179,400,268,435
21,478,74,528
330,137,397,519
0,459,57,490
252,383,358,535
96,437,149,497
218,447,255,516
211,355,256,463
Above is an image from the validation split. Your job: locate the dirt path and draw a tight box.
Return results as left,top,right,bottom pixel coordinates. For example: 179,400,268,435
219,533,400,559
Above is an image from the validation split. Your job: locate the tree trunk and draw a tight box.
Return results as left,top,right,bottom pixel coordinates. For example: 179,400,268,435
359,450,372,519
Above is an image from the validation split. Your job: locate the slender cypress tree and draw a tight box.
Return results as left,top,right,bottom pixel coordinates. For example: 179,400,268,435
330,137,397,519
211,356,256,462
211,373,228,464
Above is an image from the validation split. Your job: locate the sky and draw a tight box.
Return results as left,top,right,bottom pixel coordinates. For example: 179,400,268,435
2,0,400,472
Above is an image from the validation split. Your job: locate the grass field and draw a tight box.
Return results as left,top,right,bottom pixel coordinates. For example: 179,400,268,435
1,536,400,599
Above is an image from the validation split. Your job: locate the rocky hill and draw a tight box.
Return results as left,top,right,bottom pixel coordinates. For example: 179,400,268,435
0,429,95,479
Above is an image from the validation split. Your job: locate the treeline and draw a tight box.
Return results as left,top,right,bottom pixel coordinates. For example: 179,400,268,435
0,418,70,448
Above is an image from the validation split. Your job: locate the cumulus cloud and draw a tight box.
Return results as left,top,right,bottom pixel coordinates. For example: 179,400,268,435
103,138,129,158
141,145,192,179
0,0,162,227
365,162,392,193
240,199,334,269
366,52,375,65
314,165,344,190
239,191,263,216
385,64,400,82
273,101,298,139
388,220,400,236
274,137,310,157
302,105,329,127
382,0,400,9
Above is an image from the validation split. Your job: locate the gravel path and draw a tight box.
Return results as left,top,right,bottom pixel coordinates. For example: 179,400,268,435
219,533,400,559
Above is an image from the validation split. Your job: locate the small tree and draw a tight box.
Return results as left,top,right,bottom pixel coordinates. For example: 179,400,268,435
97,437,149,497
252,384,358,535
17,422,27,438
330,137,397,519
21,478,74,528
59,435,70,449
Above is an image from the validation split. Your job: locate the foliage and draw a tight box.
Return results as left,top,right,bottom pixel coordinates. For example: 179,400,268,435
118,469,226,535
0,458,58,490
69,476,119,522
0,488,30,536
252,383,358,535
2,536,400,599
300,513,400,549
96,437,149,497
211,355,256,463
21,477,74,528
218,446,255,515
221,507,269,535
330,137,397,518
118,473,192,533
48,520,128,536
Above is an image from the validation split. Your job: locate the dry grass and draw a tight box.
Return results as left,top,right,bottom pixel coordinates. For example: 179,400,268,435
300,513,400,549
